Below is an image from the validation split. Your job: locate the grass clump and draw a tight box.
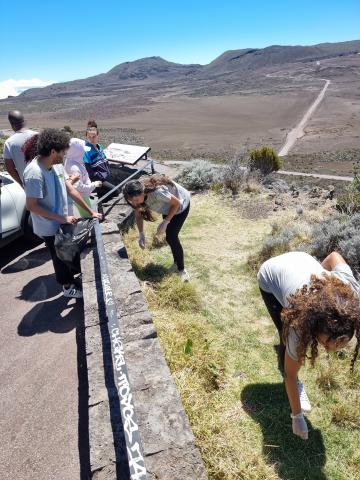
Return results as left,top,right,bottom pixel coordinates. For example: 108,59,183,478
156,276,202,311
331,405,360,429
316,369,340,392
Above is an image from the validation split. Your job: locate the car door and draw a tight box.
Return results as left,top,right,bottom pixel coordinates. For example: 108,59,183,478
0,174,22,238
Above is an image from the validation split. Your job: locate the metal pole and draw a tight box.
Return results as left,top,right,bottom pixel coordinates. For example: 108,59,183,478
96,160,154,206
94,220,148,480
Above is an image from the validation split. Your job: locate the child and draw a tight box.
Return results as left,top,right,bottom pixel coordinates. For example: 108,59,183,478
123,176,191,282
258,251,360,440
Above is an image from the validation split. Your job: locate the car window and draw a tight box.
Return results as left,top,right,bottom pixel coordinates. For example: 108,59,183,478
0,175,14,186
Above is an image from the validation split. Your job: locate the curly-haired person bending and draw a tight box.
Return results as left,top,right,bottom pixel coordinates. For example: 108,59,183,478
258,251,360,440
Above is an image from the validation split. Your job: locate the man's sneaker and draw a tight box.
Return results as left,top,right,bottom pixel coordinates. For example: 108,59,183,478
168,263,179,273
297,379,312,413
177,269,190,283
63,284,83,299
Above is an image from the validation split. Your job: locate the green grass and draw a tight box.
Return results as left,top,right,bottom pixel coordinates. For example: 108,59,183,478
123,192,360,480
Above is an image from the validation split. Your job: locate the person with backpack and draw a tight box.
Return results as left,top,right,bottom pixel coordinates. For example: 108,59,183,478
123,175,191,282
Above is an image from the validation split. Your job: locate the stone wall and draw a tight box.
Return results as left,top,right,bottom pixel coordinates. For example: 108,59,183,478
81,194,207,479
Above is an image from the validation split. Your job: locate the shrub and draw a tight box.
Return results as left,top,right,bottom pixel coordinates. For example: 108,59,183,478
310,213,360,276
336,162,360,214
62,125,74,135
249,146,282,175
310,215,345,258
336,188,360,215
353,162,360,191
247,223,304,271
175,159,220,190
219,157,249,194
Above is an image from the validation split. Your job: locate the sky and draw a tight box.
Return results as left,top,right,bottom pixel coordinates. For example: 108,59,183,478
0,0,359,98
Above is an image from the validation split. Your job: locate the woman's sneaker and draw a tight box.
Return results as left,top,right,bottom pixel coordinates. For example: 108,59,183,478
63,284,83,299
297,379,312,413
177,269,190,283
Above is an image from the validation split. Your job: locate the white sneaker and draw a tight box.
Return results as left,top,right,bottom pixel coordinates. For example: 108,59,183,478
168,263,179,273
63,284,83,299
297,379,312,413
177,269,190,283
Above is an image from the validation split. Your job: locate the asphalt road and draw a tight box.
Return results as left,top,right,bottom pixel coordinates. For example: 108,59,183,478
0,238,89,480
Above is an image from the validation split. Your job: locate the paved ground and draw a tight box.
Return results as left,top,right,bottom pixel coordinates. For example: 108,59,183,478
0,238,88,480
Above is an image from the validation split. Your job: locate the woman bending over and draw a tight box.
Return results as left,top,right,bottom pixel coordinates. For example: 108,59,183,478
123,175,191,282
258,251,360,440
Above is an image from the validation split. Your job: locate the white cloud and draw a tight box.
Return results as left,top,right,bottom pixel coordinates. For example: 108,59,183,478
0,78,56,100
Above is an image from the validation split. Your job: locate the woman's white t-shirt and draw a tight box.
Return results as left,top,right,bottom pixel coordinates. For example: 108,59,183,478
145,181,190,215
258,252,360,360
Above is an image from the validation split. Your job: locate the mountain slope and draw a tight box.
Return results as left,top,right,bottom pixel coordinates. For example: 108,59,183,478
13,39,360,100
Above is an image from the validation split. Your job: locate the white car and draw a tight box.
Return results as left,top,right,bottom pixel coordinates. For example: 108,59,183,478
0,171,35,247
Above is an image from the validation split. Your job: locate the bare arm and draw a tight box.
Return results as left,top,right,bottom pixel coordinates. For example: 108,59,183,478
321,251,347,271
5,158,23,187
284,351,302,415
135,208,144,233
26,197,75,224
164,194,181,223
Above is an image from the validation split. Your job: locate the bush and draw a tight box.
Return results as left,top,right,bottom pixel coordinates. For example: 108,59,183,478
219,157,249,194
311,214,360,276
336,188,360,215
310,216,345,258
62,125,74,135
175,159,221,190
247,223,304,271
249,146,282,175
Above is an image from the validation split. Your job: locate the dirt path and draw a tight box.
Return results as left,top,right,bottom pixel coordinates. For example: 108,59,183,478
278,169,353,182
278,79,331,156
0,239,86,480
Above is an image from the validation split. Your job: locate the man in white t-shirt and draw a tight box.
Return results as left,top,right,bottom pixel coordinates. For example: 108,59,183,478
258,251,360,440
3,110,37,186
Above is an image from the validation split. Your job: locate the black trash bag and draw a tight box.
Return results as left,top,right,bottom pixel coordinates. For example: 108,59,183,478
54,218,97,264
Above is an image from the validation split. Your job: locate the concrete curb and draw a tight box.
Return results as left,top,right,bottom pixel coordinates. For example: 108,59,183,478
81,196,207,479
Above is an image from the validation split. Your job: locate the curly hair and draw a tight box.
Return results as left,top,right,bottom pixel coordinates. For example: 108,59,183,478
37,129,70,156
123,176,175,221
22,134,39,163
282,274,360,370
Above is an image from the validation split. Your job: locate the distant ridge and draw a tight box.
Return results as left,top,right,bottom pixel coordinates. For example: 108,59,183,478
11,39,360,100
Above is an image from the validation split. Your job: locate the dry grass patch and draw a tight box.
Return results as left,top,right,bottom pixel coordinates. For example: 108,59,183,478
124,192,360,480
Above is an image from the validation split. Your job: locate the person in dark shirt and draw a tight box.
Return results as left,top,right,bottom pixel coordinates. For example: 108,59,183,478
83,120,115,197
